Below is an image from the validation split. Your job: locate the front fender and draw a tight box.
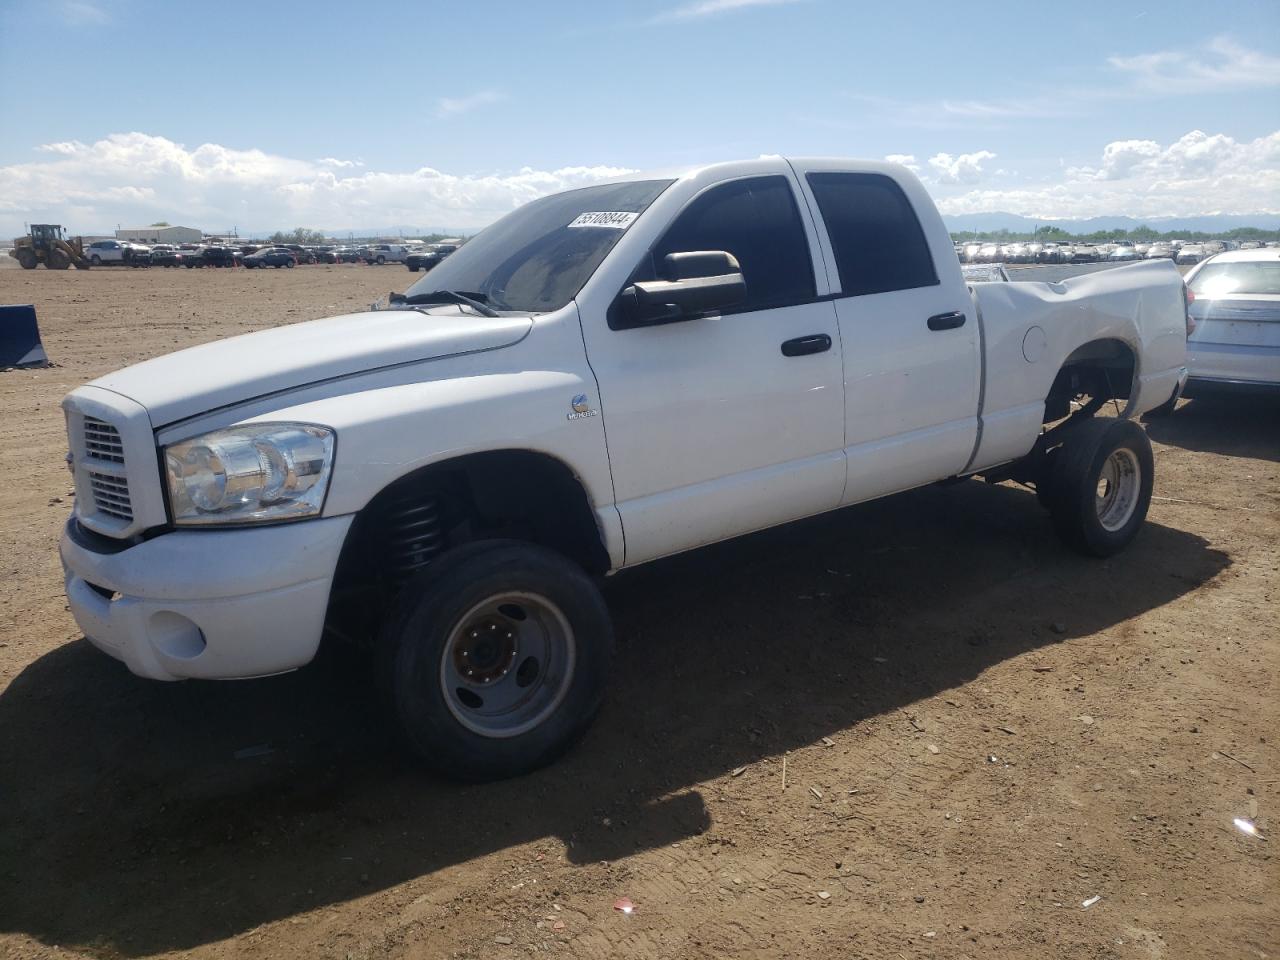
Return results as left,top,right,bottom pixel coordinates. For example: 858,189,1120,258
245,368,615,523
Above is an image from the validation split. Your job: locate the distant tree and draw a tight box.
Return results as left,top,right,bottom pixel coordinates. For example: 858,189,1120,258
149,221,170,227
267,227,329,245
952,223,1280,244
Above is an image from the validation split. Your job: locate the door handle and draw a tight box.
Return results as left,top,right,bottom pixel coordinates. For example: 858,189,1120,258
927,311,966,331
781,334,832,357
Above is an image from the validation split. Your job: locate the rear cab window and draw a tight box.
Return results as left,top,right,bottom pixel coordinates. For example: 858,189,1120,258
806,172,939,297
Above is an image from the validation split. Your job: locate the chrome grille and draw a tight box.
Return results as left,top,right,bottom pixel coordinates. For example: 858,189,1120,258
88,472,133,521
83,416,125,463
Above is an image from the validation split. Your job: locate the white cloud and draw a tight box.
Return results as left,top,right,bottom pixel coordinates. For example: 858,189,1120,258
935,130,1280,219
58,1,108,25
883,154,920,174
652,0,800,24
1109,37,1280,94
850,39,1278,131
845,93,1070,131
435,90,505,119
3,128,1276,236
0,132,634,236
928,150,997,184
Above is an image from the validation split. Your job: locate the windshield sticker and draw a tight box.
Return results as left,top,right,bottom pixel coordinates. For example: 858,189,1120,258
567,211,638,230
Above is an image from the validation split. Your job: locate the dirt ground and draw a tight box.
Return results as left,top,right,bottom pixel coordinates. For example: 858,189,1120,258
0,263,1276,960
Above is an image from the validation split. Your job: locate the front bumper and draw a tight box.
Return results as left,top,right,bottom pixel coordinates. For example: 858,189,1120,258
60,515,353,681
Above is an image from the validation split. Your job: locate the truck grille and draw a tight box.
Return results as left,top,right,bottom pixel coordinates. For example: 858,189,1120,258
88,472,133,521
84,416,125,463
83,416,133,522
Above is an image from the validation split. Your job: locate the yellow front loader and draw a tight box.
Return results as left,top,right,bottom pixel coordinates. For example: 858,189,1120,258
10,224,91,270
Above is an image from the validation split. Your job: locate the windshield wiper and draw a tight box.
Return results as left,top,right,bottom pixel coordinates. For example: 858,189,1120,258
401,290,500,317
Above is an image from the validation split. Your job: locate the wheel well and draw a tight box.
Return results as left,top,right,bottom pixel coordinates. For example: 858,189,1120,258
1043,338,1136,422
325,451,609,647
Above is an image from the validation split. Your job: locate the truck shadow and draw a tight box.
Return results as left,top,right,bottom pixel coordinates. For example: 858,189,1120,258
0,480,1229,956
1145,395,1280,463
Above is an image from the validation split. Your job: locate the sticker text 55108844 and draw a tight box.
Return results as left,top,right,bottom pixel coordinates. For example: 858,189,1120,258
567,211,638,229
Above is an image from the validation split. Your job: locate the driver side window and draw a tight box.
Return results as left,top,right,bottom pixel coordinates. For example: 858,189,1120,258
647,176,816,314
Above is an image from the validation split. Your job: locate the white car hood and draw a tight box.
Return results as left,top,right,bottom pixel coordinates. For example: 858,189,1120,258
90,307,533,427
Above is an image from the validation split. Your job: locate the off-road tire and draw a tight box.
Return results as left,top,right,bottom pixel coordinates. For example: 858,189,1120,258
376,540,614,781
1045,418,1154,557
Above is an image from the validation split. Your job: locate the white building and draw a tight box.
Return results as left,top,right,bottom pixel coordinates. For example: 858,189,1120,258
115,225,202,244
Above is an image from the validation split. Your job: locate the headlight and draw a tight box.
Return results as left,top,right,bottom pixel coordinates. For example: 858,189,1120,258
164,423,334,525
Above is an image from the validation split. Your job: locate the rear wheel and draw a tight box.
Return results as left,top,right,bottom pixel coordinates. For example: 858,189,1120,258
377,540,614,781
285,259,295,268
16,249,37,269
90,254,102,266
1044,418,1154,557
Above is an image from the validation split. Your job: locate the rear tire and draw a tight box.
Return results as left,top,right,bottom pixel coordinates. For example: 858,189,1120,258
90,254,102,265
16,249,37,269
1045,418,1154,557
377,540,614,781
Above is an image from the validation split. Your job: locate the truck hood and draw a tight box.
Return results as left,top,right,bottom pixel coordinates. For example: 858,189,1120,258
90,308,533,427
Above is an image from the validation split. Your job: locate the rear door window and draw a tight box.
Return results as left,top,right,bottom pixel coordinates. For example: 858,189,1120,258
649,175,816,313
807,172,939,297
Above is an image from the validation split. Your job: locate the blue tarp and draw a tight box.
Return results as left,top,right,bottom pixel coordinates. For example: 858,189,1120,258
0,304,49,368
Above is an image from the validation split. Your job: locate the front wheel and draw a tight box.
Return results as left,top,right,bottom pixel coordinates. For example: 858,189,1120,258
377,541,614,781
1044,418,1154,557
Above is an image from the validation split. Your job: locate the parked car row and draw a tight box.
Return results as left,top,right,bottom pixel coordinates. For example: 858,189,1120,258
71,239,466,269
955,238,1280,266
405,242,460,272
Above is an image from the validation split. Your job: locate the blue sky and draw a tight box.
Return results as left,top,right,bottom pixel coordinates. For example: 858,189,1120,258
1,0,1278,234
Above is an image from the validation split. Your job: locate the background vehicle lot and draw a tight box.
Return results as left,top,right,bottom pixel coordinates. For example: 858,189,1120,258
0,264,1276,959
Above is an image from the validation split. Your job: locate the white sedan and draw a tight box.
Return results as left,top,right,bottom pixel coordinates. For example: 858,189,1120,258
1180,249,1280,398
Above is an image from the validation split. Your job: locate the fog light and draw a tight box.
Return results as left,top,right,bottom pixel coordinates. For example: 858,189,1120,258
149,611,207,660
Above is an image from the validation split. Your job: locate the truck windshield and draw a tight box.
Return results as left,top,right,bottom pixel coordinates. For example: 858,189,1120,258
404,179,673,313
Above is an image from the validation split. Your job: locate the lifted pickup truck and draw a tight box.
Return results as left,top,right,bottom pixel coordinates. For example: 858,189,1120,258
60,158,1188,779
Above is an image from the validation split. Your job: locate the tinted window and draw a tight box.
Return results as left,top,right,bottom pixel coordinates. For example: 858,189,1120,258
650,176,815,313
807,172,938,297
406,179,673,313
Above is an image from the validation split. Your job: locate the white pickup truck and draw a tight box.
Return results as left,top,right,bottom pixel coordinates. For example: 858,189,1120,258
60,158,1189,779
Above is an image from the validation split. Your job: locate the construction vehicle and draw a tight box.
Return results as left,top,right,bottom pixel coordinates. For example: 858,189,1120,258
9,224,91,270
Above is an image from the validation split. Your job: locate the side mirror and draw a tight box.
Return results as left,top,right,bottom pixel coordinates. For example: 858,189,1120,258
620,250,745,326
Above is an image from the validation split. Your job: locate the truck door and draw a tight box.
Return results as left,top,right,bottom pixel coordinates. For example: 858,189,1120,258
579,174,846,566
795,167,981,503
